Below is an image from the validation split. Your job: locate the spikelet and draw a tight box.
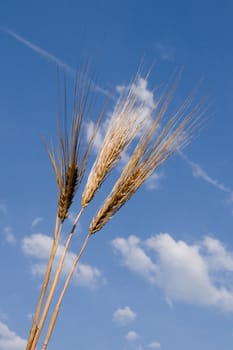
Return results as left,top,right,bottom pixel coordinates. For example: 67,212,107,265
90,91,200,234
81,77,148,208
46,72,101,222
57,164,78,221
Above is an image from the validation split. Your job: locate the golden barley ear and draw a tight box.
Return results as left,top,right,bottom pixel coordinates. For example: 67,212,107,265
81,75,149,208
89,87,201,234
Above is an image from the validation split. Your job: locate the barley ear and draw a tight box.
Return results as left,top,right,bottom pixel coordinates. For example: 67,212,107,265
46,72,103,222
89,91,201,234
81,78,149,208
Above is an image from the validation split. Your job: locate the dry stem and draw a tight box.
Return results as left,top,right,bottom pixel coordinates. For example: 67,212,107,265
26,215,62,350
30,208,84,350
41,231,91,350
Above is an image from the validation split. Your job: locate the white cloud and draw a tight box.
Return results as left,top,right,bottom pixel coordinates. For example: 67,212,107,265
111,235,157,284
147,233,233,311
202,236,233,272
31,217,43,229
0,321,26,350
126,77,155,109
113,306,137,325
22,233,104,288
126,331,140,341
112,233,233,312
147,341,161,349
2,227,16,245
147,233,216,305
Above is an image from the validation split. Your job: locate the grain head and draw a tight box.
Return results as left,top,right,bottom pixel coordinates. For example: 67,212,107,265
89,89,201,234
81,77,150,208
46,72,102,222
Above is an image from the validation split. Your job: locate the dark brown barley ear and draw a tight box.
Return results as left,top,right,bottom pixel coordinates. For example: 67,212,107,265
58,163,78,222
45,71,104,222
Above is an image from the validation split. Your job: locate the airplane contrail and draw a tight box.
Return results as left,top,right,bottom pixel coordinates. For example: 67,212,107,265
2,27,112,97
3,27,76,75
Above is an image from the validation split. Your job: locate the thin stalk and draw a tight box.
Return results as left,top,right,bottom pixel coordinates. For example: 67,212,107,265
26,214,62,350
30,208,84,350
42,231,91,350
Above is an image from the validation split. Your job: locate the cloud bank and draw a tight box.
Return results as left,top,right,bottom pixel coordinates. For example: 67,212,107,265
112,233,233,311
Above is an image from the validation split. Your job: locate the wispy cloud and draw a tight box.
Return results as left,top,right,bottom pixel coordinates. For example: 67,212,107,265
31,217,43,229
0,321,26,350
181,153,233,203
2,226,16,245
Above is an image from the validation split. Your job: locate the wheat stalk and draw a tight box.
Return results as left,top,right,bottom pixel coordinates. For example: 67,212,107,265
26,215,62,350
26,72,102,350
30,209,85,350
39,78,201,350
41,231,91,350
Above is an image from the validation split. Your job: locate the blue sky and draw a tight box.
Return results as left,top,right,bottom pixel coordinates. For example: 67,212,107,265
1,1,233,349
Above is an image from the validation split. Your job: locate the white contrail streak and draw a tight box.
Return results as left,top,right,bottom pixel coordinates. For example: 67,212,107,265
3,27,76,75
2,27,113,97
180,151,233,195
